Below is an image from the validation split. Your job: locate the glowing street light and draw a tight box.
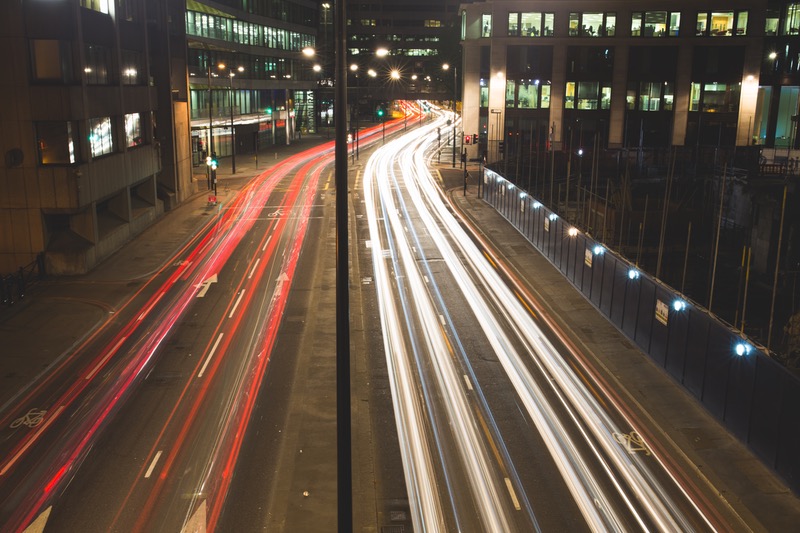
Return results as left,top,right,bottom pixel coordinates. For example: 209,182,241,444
218,63,244,174
375,47,389,58
390,69,400,80
302,46,315,57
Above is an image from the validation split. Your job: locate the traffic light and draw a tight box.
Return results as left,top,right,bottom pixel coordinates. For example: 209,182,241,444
472,134,478,145
499,141,505,155
265,107,273,115
464,134,471,145
376,105,385,119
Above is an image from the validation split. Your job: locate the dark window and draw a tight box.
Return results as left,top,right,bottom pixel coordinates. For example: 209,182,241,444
36,121,78,165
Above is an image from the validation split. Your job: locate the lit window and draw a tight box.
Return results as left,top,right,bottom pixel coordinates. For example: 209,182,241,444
89,117,114,158
697,10,748,36
786,4,800,35
482,14,492,37
633,11,680,37
80,0,109,14
125,113,143,148
765,8,779,35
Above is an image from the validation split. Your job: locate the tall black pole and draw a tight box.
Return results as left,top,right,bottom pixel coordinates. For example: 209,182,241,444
229,72,237,174
208,63,215,165
334,0,352,529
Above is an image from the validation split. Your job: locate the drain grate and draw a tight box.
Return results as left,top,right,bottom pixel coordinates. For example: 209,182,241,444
381,526,404,533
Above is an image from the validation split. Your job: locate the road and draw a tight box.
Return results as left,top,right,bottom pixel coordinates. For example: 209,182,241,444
357,107,751,531
1,103,799,532
0,116,408,531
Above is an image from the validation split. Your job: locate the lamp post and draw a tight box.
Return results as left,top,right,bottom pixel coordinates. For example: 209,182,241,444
207,62,215,189
219,63,244,174
443,62,457,120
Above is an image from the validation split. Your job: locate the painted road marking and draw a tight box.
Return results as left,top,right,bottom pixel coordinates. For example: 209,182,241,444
463,375,473,391
144,450,163,478
198,333,224,378
505,478,521,510
195,274,218,298
613,430,652,456
229,290,245,318
262,235,272,252
248,258,260,279
1,406,65,476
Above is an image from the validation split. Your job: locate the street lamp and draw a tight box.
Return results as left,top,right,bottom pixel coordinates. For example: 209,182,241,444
443,62,457,119
207,62,218,188
218,63,244,174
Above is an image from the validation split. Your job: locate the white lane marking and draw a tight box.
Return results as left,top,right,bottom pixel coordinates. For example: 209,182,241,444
1,406,65,476
198,333,224,378
505,477,521,510
423,275,429,283
262,235,272,252
144,450,163,478
138,291,165,321
85,336,128,380
229,290,245,318
438,314,445,326
463,375,473,391
248,258,260,279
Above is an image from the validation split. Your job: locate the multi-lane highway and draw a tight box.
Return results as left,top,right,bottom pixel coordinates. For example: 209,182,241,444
0,116,409,531
358,107,756,532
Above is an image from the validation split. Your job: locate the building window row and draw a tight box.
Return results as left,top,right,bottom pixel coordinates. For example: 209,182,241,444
505,79,551,109
30,39,146,86
189,51,315,82
36,113,146,166
489,10,767,38
569,12,616,37
626,82,675,111
690,82,741,113
631,11,681,37
186,11,314,52
696,11,748,36
565,81,612,110
480,80,741,114
508,12,554,37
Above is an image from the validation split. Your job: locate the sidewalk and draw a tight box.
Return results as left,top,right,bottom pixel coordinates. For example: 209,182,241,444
437,165,800,531
0,135,327,408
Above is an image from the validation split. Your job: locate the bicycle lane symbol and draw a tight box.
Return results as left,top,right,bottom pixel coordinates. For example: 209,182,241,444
10,408,47,429
613,430,652,456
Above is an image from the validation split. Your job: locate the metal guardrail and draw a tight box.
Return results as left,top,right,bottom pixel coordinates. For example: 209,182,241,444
1,253,45,306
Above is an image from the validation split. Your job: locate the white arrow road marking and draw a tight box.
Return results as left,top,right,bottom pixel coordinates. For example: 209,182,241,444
195,274,218,298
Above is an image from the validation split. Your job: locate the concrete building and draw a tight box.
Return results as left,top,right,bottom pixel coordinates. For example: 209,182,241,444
0,0,318,276
459,0,779,159
185,0,318,167
458,1,800,349
0,0,192,275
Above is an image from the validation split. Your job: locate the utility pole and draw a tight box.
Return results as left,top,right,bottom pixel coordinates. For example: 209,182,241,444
334,0,352,528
